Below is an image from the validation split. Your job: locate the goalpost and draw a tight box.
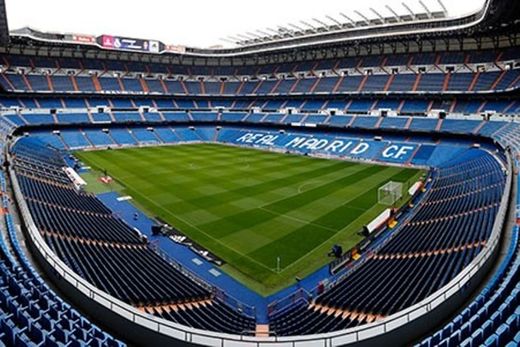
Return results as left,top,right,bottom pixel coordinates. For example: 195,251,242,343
378,181,403,206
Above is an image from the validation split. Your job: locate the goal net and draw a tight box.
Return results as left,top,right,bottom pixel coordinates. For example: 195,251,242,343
378,181,403,206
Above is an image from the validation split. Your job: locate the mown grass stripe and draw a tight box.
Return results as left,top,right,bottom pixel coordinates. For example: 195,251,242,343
76,143,424,295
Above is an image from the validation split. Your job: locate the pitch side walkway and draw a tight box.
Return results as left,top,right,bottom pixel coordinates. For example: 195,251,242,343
97,191,333,323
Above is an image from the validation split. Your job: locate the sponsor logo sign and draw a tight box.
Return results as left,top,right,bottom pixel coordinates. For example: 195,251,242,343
70,34,97,44
99,35,165,53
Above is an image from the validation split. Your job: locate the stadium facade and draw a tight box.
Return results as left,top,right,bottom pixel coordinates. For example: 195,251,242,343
0,0,519,346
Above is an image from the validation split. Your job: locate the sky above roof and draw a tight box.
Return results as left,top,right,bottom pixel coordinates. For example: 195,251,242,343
6,0,486,48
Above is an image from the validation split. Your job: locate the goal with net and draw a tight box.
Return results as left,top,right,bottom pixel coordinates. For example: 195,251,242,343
378,181,403,206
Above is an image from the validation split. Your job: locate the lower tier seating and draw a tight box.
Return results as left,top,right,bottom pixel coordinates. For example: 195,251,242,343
150,300,256,335
271,149,505,335
418,227,520,347
10,137,255,335
0,172,124,346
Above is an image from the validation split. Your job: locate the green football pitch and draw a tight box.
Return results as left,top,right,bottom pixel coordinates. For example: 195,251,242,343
76,143,424,296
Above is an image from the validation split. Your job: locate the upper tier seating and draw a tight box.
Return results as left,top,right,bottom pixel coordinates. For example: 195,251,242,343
0,49,514,76
1,49,519,97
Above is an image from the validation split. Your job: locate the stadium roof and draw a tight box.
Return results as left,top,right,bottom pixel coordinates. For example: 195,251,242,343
5,0,486,49
3,0,519,62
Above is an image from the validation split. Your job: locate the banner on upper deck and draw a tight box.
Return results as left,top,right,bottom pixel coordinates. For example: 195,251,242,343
232,130,419,163
99,35,161,53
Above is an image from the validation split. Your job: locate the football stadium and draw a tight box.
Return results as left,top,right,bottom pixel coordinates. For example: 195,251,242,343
0,0,519,345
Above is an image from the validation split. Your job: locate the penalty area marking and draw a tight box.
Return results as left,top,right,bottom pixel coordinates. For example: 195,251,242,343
297,181,325,194
239,158,251,170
